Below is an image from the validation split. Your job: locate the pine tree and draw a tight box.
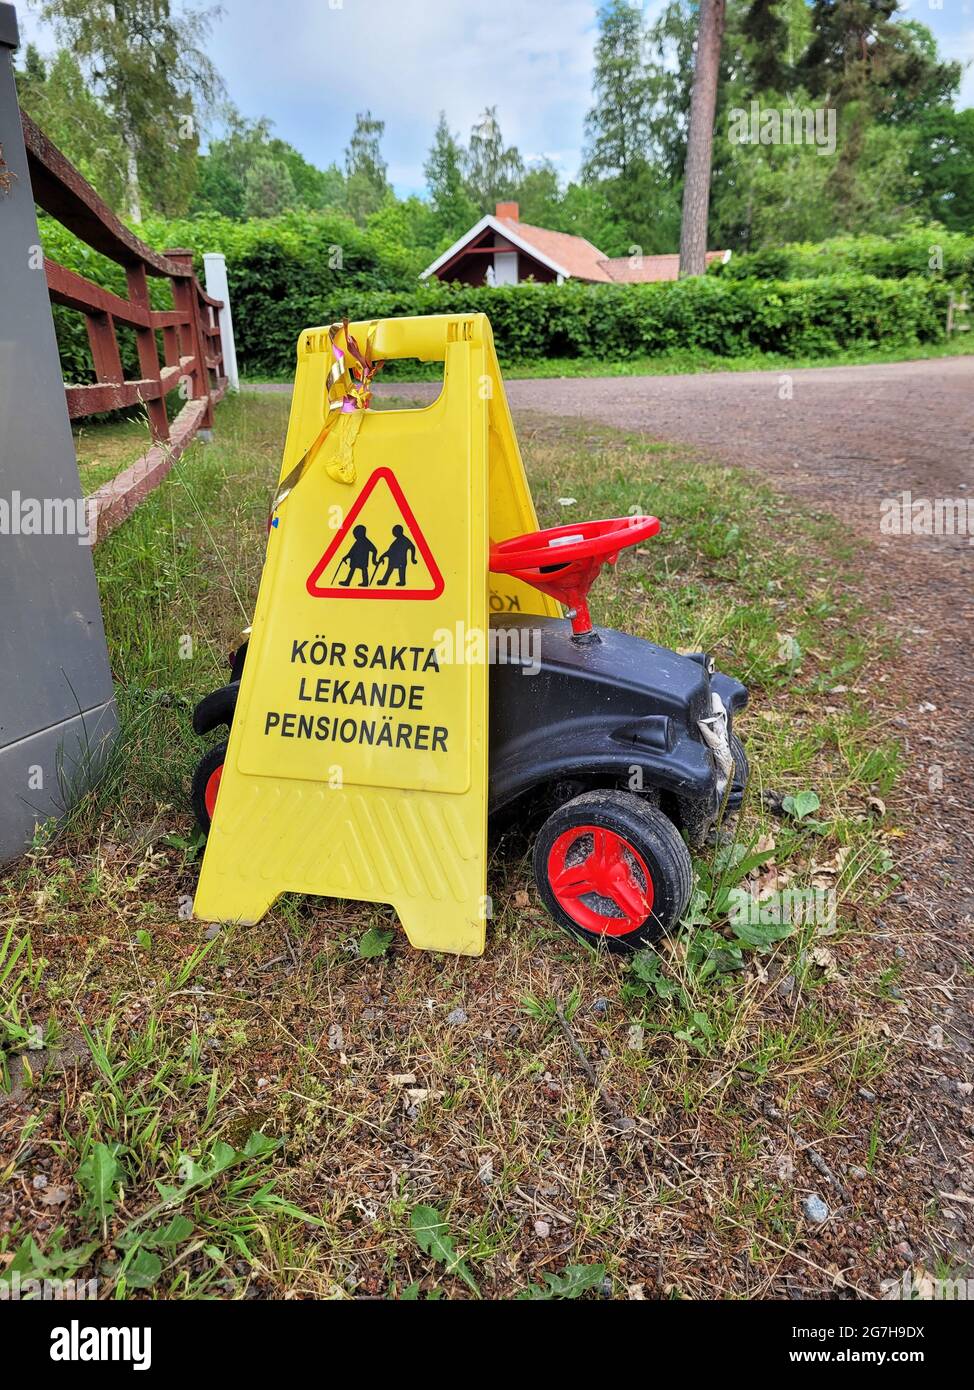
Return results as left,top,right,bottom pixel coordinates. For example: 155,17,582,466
741,0,790,91
424,113,477,238
679,0,727,275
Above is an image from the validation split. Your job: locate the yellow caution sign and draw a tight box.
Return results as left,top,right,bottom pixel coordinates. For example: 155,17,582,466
193,313,556,955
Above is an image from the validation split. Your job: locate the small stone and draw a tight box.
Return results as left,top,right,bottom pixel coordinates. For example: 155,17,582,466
592,998,609,1016
203,923,221,941
802,1195,829,1224
327,1023,345,1051
446,1008,468,1026
534,1220,551,1238
894,946,906,959
859,1087,877,1102
847,1165,868,1180
626,1024,644,1052
895,1241,915,1260
478,1157,493,1186
32,1174,48,1190
777,974,795,1000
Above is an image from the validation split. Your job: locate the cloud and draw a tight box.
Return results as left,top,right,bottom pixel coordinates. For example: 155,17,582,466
202,0,599,194
14,0,974,200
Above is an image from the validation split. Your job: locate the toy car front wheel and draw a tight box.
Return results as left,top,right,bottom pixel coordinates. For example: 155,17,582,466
191,741,226,836
533,789,693,952
727,731,749,812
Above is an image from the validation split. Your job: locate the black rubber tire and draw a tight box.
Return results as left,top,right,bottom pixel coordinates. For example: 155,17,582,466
191,741,227,836
533,789,693,953
726,731,749,812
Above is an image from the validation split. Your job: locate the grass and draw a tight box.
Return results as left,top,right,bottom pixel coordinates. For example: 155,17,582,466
244,337,973,386
73,416,155,496
1,390,917,1299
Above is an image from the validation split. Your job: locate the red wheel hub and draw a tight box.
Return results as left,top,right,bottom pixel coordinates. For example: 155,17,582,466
204,763,223,821
546,825,654,935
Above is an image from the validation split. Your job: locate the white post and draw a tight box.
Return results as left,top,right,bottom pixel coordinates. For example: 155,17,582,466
203,252,239,391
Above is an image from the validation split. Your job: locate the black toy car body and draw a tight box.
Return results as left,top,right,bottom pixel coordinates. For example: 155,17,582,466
192,609,747,952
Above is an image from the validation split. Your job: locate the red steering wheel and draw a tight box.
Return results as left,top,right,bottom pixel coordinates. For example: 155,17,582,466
489,515,659,637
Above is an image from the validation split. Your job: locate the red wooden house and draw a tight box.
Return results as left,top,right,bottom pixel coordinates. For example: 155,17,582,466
421,202,729,287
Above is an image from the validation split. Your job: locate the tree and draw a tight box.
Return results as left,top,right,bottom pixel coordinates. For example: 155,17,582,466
242,156,297,218
679,0,727,275
581,2,689,254
15,45,128,209
646,1,697,182
515,161,562,226
583,0,655,181
907,107,974,231
36,0,225,221
741,0,790,91
463,106,523,213
424,112,477,239
344,110,389,224
193,107,344,218
800,2,958,117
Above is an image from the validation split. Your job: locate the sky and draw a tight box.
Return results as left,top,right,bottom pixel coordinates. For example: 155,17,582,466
15,0,974,198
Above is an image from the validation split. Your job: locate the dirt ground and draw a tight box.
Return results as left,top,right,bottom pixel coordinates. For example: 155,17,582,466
374,359,974,1277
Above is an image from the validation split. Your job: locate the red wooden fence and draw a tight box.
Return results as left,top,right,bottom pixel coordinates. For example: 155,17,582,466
21,109,227,542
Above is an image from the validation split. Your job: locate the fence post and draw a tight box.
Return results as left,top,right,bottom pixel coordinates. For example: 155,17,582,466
126,262,170,442
203,252,239,391
164,247,213,428
0,0,117,866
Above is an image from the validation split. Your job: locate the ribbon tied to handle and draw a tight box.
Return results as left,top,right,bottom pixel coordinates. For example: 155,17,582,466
269,320,383,521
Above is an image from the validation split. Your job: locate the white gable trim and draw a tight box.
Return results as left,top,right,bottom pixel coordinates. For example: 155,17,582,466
419,215,571,281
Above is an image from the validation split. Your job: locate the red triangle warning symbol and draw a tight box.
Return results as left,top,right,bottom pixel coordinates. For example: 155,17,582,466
306,467,445,600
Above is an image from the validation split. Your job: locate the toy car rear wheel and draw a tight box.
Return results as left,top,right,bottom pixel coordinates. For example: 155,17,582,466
533,789,693,952
191,741,226,836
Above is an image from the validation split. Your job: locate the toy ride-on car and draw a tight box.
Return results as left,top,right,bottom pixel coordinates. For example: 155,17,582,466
191,514,748,953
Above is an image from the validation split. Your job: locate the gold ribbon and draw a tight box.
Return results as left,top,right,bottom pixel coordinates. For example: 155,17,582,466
269,320,382,519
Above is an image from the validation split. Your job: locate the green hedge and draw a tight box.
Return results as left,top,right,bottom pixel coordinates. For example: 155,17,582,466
224,273,949,374
713,228,974,289
37,208,427,385
36,211,954,383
